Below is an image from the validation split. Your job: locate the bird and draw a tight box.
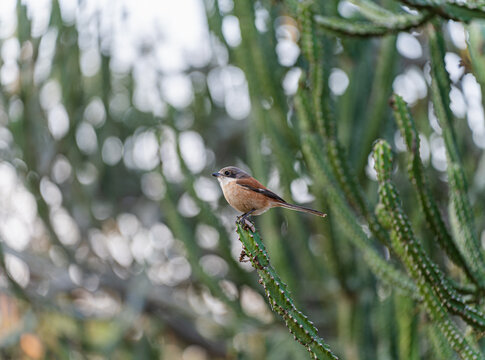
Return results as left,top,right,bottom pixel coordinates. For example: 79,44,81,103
212,166,326,227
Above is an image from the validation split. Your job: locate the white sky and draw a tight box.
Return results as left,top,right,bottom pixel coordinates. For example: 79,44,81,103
0,0,210,72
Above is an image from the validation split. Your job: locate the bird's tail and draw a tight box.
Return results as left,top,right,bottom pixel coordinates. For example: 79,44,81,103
275,202,327,217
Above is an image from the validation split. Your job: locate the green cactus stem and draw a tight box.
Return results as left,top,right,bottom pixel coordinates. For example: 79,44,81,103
236,223,340,360
373,140,483,360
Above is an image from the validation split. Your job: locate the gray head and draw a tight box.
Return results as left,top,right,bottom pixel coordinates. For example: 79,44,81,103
212,166,250,179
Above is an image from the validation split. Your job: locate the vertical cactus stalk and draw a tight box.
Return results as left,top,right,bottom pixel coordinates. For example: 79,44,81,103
394,294,419,360
293,85,418,298
468,22,485,111
428,22,460,163
391,94,481,286
373,140,482,360
296,4,392,248
428,23,485,285
236,223,339,360
302,135,419,298
355,35,397,175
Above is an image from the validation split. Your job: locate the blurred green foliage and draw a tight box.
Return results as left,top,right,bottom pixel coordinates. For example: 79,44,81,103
1,0,485,359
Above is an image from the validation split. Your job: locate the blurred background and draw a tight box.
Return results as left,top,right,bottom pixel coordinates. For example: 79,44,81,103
1,0,485,359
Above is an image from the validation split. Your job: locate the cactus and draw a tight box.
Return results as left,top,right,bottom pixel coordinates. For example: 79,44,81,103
207,0,485,358
3,0,485,358
373,140,484,359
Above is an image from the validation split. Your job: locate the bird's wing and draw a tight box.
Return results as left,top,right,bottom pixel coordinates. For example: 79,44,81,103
236,178,286,203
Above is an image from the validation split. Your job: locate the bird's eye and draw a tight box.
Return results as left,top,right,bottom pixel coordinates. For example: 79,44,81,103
224,170,230,176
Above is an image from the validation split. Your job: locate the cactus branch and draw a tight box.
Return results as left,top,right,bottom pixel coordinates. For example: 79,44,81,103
314,13,432,37
373,140,483,359
400,0,485,21
391,94,481,286
236,224,340,360
428,24,485,285
302,135,420,299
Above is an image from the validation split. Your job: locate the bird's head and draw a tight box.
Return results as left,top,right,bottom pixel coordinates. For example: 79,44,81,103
212,166,250,185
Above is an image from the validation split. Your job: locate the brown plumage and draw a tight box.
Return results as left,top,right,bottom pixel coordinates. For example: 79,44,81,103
212,166,326,219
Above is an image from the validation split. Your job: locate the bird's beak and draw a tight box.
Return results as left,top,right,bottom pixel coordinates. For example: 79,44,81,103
212,172,221,177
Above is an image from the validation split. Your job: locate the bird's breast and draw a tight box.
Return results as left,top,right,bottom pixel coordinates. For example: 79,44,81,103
222,181,271,214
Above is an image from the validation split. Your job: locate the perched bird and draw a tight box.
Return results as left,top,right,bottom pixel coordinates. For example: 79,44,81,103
212,166,326,225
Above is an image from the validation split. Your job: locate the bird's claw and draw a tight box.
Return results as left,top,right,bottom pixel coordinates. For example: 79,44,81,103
237,216,255,232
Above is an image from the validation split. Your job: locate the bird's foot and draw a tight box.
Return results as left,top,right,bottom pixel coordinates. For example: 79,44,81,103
237,216,255,232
